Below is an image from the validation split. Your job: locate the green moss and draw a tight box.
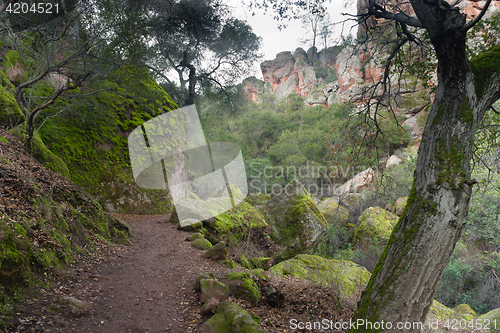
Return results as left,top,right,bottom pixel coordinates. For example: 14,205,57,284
36,64,178,214
0,137,9,145
353,207,399,245
221,260,237,269
191,238,212,250
318,198,349,225
187,233,204,241
471,44,500,98
265,182,328,259
203,201,268,245
238,254,251,269
225,271,260,305
250,268,269,281
0,70,25,128
269,254,371,298
478,307,500,333
202,300,266,333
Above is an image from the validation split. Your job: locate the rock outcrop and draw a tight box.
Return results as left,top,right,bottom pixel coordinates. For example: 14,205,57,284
264,180,328,259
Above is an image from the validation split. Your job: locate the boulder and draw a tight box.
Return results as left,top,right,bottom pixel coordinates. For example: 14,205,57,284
192,238,213,250
264,179,328,259
203,241,228,261
317,197,349,225
225,271,260,305
200,297,220,315
201,200,268,245
353,207,398,245
58,296,92,318
386,155,402,168
195,273,216,292
187,233,204,241
425,301,480,330
335,168,376,196
394,197,408,216
200,279,230,304
269,254,370,298
479,307,500,333
200,300,268,333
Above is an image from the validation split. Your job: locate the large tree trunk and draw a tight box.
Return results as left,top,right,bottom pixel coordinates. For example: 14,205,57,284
348,3,500,332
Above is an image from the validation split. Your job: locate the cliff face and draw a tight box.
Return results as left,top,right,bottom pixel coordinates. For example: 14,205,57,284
243,0,500,142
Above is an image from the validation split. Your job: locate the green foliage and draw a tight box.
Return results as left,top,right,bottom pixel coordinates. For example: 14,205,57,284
435,243,500,314
463,169,500,248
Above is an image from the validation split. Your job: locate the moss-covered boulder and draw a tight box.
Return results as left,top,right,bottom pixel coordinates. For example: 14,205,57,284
479,307,500,333
192,238,213,250
200,300,268,333
225,271,260,305
269,254,370,298
250,269,269,282
36,64,178,214
317,197,349,225
264,180,328,259
203,241,228,261
353,207,398,245
200,279,229,304
187,233,204,241
0,70,24,128
425,301,480,331
394,197,408,216
198,200,268,245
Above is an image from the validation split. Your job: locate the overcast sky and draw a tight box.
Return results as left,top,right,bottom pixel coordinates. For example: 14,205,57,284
230,0,358,78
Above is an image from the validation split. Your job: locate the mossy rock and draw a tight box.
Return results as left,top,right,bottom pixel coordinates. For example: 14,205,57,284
195,272,216,292
353,207,398,245
225,271,260,305
317,198,349,225
201,201,268,245
269,254,370,298
250,269,269,281
192,238,212,250
479,307,500,333
248,257,271,270
200,279,230,304
264,179,328,259
238,254,252,269
203,241,228,261
221,260,238,269
0,69,24,128
187,233,204,241
425,301,479,331
394,197,408,216
201,300,268,333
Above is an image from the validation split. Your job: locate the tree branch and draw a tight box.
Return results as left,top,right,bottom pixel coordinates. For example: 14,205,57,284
367,0,423,28
463,0,492,31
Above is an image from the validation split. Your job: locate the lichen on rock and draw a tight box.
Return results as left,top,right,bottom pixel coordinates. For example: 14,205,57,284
353,206,398,246
269,254,370,298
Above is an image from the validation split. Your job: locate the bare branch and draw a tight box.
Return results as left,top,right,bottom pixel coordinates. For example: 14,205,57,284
367,0,423,28
463,0,492,31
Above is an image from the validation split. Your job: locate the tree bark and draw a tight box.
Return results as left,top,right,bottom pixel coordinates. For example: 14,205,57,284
348,3,500,332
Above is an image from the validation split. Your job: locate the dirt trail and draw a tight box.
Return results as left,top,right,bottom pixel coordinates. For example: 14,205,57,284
13,214,230,333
